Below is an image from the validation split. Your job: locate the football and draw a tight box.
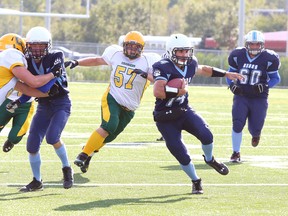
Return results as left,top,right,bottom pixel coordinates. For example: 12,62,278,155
167,78,184,88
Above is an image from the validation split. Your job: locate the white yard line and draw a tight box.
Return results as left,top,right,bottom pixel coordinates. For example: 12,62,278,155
0,183,287,187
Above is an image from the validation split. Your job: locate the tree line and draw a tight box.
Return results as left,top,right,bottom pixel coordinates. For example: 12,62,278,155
0,0,287,50
0,0,287,86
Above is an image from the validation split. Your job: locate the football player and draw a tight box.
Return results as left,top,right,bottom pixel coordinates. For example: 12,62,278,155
152,33,243,194
0,33,59,106
0,89,34,153
65,31,161,173
0,33,61,153
227,30,281,163
19,26,73,192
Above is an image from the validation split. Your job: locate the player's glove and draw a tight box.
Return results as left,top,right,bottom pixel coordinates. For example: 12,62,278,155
132,69,148,79
64,60,79,69
48,83,59,97
50,63,63,77
6,99,21,113
253,83,268,94
229,82,243,95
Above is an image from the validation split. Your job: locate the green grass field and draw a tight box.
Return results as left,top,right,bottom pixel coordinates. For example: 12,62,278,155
0,83,287,216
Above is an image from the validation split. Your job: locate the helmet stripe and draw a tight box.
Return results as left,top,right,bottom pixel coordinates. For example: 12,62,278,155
252,31,257,41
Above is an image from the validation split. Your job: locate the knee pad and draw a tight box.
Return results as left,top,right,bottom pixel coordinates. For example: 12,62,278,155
27,144,40,154
197,128,213,145
166,140,191,165
179,155,191,165
46,136,59,145
233,119,245,133
174,151,191,165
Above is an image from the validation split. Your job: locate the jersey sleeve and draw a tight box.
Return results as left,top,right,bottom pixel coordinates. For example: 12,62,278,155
152,59,170,81
265,50,281,88
228,50,239,72
266,49,281,72
143,53,161,74
102,45,122,65
4,49,27,70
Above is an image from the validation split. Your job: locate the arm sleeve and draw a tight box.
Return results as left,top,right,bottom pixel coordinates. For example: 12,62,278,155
18,95,31,104
18,78,56,104
267,72,281,88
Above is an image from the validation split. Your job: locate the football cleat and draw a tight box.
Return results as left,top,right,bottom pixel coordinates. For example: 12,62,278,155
192,178,203,194
19,177,43,192
2,140,15,152
230,151,241,163
62,166,74,189
80,156,92,173
251,137,260,147
74,152,88,167
203,155,229,175
79,147,98,173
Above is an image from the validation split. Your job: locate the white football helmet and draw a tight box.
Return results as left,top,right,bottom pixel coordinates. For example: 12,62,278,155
26,26,52,60
166,33,193,66
245,30,265,56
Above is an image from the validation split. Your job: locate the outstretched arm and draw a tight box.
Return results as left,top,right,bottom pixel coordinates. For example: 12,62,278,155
196,65,244,81
65,56,108,69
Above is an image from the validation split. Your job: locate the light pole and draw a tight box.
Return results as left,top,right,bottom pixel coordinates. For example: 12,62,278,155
45,0,51,32
238,0,245,47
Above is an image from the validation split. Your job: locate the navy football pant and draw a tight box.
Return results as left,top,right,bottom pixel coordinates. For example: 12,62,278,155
27,96,71,153
156,107,213,165
232,95,268,137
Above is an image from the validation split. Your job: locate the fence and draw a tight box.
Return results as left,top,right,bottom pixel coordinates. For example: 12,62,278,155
54,41,287,87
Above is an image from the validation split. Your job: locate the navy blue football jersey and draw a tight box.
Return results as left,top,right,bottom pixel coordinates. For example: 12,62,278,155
153,57,198,111
228,47,280,98
27,51,69,96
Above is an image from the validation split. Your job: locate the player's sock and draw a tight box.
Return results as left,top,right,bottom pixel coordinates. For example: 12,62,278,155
82,130,105,156
180,162,200,180
232,130,242,152
29,152,41,182
55,144,70,167
202,143,213,161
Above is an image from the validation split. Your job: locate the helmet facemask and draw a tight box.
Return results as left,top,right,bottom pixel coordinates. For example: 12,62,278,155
170,47,193,66
244,30,265,56
122,31,145,60
26,42,50,60
123,41,143,59
245,42,264,56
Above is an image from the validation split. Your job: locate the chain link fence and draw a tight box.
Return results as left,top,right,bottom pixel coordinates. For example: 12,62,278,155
54,41,287,87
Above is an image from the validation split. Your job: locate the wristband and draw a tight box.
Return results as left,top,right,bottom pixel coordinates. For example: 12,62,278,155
212,67,226,77
165,86,179,98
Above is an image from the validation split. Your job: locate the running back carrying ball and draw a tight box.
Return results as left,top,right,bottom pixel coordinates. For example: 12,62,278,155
165,78,185,98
